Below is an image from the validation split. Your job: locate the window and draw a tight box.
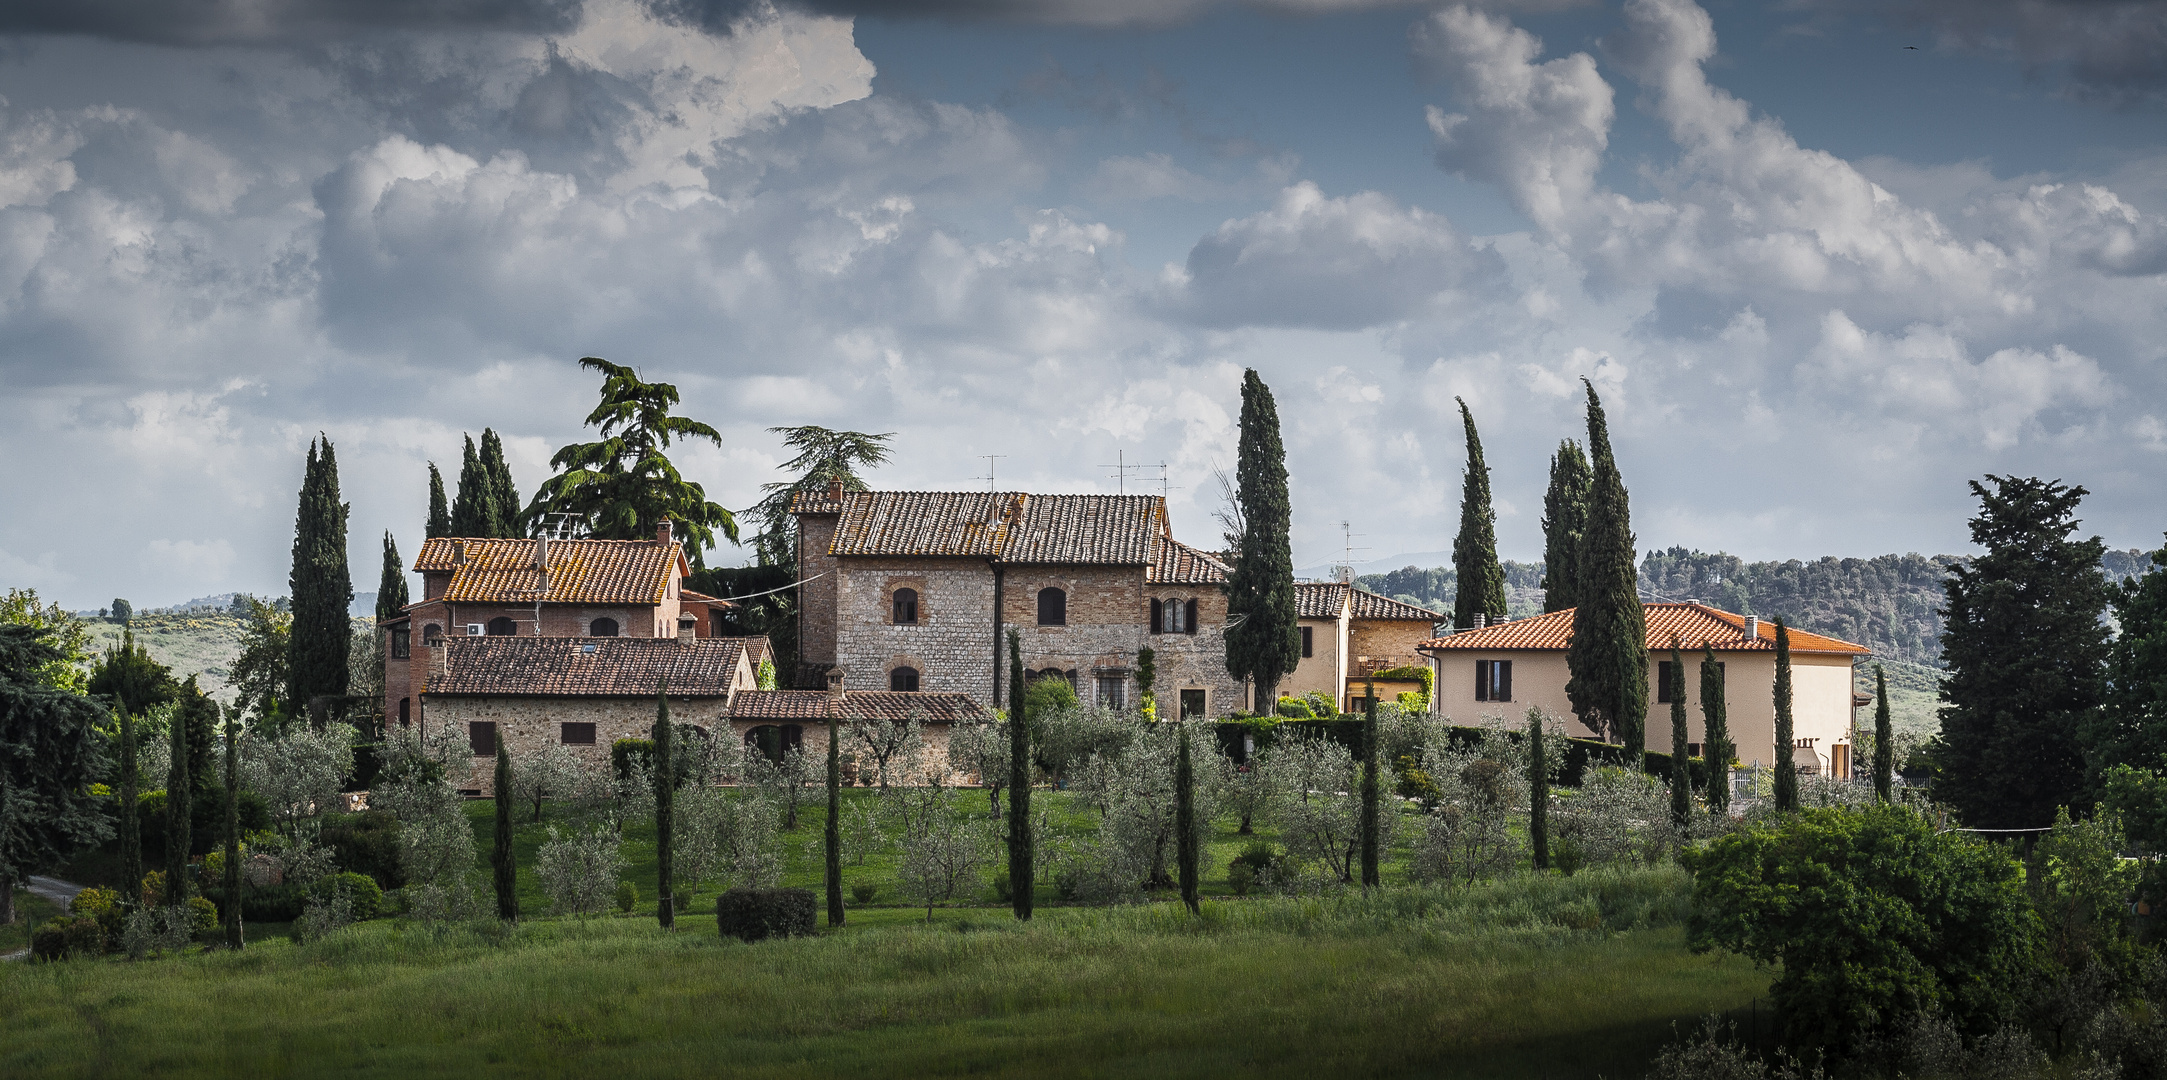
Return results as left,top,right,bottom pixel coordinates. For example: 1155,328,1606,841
560,722,597,746
398,698,410,725
1180,689,1207,720
469,721,497,756
1096,674,1126,710
486,616,517,636
1474,659,1512,702
1149,598,1162,634
422,623,443,646
390,624,410,659
892,588,919,625
1656,661,1687,704
745,724,803,765
1300,625,1313,658
589,617,619,637
1037,587,1066,626
1687,742,1702,758
890,666,920,692
1163,598,1186,634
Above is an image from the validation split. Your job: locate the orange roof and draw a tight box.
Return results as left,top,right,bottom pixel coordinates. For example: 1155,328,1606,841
413,536,685,606
801,489,1187,567
1418,603,1869,656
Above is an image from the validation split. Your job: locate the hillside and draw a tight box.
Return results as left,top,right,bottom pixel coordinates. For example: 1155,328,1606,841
85,612,246,701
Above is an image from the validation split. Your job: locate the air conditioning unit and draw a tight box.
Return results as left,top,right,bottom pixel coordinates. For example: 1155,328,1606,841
466,624,484,636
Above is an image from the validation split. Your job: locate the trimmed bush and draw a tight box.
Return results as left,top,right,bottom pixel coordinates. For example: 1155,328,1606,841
201,883,309,923
185,895,218,936
716,887,815,943
310,872,385,919
31,915,105,961
320,812,405,889
69,886,125,944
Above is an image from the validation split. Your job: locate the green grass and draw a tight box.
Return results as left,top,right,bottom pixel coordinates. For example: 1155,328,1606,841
86,613,246,700
0,866,1770,1079
1856,658,1942,735
1,893,61,954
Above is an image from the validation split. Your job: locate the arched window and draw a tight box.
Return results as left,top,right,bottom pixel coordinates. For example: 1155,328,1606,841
486,616,517,636
422,623,443,645
890,666,920,692
589,617,619,637
892,588,919,625
1037,587,1066,626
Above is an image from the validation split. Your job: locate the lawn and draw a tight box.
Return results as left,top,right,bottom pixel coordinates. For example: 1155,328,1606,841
0,867,1771,1079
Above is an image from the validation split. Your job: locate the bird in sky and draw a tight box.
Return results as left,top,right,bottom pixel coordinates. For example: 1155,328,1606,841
1905,45,1920,50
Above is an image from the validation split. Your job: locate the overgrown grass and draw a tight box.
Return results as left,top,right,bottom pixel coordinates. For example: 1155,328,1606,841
1,893,61,954
0,866,1767,1078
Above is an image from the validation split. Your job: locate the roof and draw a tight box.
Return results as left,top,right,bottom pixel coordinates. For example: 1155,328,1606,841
1149,538,1231,585
1297,583,1349,620
678,589,736,610
1417,603,1870,656
1295,583,1443,622
729,689,990,723
412,537,684,606
810,490,1178,566
1350,590,1443,621
428,637,744,697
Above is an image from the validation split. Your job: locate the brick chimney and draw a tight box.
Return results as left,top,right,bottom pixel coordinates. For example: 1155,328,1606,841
827,477,844,501
535,534,550,595
1744,615,1760,641
656,519,673,546
826,666,846,712
425,639,448,692
677,612,696,643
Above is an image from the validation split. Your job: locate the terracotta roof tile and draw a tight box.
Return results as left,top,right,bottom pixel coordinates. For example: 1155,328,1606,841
429,637,743,697
414,537,682,605
1297,583,1349,620
815,490,1176,566
1148,537,1231,584
728,690,828,720
1417,603,1870,655
729,690,989,723
1003,494,1164,564
828,491,1019,558
1349,590,1444,621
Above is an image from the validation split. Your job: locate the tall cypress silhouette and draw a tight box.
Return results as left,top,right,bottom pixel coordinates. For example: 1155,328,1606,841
1540,441,1591,613
1176,721,1199,914
223,714,242,949
426,463,451,539
1528,708,1550,870
1451,398,1507,629
1565,381,1646,754
118,703,142,903
1360,685,1380,889
450,434,499,539
164,711,191,903
1773,619,1798,811
493,741,518,920
1872,665,1894,803
1701,643,1730,816
481,429,520,537
1223,370,1301,706
287,436,353,718
1007,629,1032,920
653,683,675,929
825,689,844,927
1669,641,1692,826
377,532,408,623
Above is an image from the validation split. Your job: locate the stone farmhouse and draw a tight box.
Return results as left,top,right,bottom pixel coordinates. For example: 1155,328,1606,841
1283,580,1445,713
792,483,1247,719
1419,602,1870,778
380,523,986,795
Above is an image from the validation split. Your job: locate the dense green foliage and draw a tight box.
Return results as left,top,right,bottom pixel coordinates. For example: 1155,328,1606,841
117,705,141,901
1668,643,1691,825
746,425,893,569
286,436,352,716
1176,720,1199,913
1451,398,1506,630
375,532,408,623
1873,665,1894,802
1222,369,1301,704
493,742,517,921
1008,628,1032,921
1527,709,1548,870
1699,644,1729,815
424,462,450,539
2093,533,2167,784
0,625,111,926
222,719,242,949
450,433,513,539
482,429,520,537
1933,476,2110,830
1565,380,1646,754
164,699,191,902
1540,440,1591,614
653,687,675,929
1359,696,1379,888
87,627,178,715
0,589,94,693
1771,620,1797,812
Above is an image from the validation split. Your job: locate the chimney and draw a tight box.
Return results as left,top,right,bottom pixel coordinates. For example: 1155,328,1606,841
826,666,846,712
1745,615,1760,641
656,519,673,546
425,640,448,692
535,534,550,595
452,539,467,566
1473,613,1486,629
827,477,844,501
677,612,696,643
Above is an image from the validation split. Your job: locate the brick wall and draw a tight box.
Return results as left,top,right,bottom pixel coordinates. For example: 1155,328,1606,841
836,556,996,700
797,513,840,681
1349,620,1432,675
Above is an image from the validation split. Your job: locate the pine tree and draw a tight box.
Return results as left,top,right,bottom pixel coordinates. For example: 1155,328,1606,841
481,428,520,537
1007,629,1032,920
653,684,675,929
118,703,142,904
1934,476,2109,830
2091,533,2167,784
426,463,451,539
1873,665,1894,803
1176,720,1199,915
1701,643,1730,816
1452,398,1508,629
223,714,242,949
0,626,109,926
287,436,352,718
450,434,498,539
825,694,844,928
1223,370,1301,706
165,707,191,903
1528,708,1549,870
1565,380,1647,753
493,741,517,921
1773,619,1798,812
377,532,409,623
1669,641,1692,826
1540,441,1592,614
1360,685,1381,889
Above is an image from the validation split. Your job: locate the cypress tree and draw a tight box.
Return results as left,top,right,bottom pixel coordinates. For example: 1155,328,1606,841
493,741,518,921
117,703,142,905
223,714,242,949
1452,398,1507,629
1528,707,1549,870
653,683,674,929
1176,721,1199,915
1872,665,1894,803
1701,643,1730,816
1360,683,1380,889
1773,619,1798,811
825,695,843,928
287,436,352,718
1669,641,1692,827
1137,646,1157,721
2095,533,2167,783
1223,370,1301,706
426,463,451,539
377,532,408,623
1540,441,1592,613
1565,380,1646,755
1007,629,1032,920
481,428,520,537
1934,477,2109,829
450,434,499,539
164,708,191,903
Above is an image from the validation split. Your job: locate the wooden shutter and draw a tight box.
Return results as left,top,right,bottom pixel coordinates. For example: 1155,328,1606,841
1475,660,1489,702
1500,660,1512,702
1300,625,1313,658
1150,598,1163,634
1185,599,1199,635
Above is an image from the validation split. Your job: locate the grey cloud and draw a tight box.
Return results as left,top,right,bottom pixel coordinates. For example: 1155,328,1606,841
1799,0,2167,106
0,0,583,45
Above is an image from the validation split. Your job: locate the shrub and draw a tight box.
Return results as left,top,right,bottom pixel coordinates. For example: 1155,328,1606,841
536,825,627,917
120,905,194,958
615,880,638,913
850,881,878,905
319,812,405,889
310,871,384,919
185,895,218,936
716,887,816,942
68,886,125,945
1275,696,1312,719
202,882,310,922
296,879,357,942
31,915,105,961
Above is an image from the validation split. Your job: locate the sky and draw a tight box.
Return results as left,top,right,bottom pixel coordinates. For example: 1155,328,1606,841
0,0,2162,610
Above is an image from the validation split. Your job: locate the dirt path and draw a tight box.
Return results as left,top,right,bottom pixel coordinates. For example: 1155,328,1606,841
3,876,88,961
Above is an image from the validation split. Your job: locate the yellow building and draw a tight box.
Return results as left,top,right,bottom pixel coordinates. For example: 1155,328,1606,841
1282,581,1445,713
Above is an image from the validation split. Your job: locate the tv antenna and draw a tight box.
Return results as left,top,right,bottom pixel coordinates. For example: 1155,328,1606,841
1099,449,1149,495
1335,520,1368,582
974,455,1006,492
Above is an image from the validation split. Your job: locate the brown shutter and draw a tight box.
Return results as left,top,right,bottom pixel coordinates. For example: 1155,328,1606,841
1500,660,1512,702
1475,660,1489,702
1150,598,1163,634
1185,599,1199,635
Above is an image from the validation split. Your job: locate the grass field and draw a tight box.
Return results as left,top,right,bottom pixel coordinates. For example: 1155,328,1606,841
85,613,246,700
0,866,1769,1079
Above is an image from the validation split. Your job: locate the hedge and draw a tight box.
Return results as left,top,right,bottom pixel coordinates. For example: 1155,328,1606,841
717,887,816,942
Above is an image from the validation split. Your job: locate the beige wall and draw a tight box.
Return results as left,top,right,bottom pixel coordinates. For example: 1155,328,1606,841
1283,616,1346,704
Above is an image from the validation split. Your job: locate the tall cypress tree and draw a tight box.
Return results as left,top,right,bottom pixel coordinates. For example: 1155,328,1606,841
1701,643,1730,816
1934,476,2108,829
1528,707,1549,870
1176,722,1199,915
1007,629,1032,920
2094,533,2167,784
377,532,409,623
1360,684,1380,889
426,463,451,539
1540,441,1592,614
481,429,520,538
1565,380,1646,754
118,703,142,904
493,741,518,921
1773,619,1798,812
1223,370,1301,707
825,694,844,928
223,714,242,949
1872,665,1894,803
450,435,497,539
1451,398,1507,630
164,710,191,903
287,436,352,718
653,684,675,929
1669,641,1692,826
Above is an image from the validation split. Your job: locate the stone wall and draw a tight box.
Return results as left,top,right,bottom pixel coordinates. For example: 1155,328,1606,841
429,694,735,795
796,512,840,682
1349,620,1433,675
835,556,997,700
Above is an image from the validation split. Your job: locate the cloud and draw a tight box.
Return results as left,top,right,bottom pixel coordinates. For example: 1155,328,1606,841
1799,0,2167,107
0,0,585,45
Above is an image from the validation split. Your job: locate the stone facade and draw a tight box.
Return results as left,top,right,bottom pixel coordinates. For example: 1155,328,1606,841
837,556,998,699
796,511,841,682
432,694,733,795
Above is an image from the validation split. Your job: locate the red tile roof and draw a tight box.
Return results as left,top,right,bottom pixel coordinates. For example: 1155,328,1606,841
728,690,989,723
1417,603,1869,656
805,490,1189,567
1297,583,1349,620
1149,538,1231,584
413,537,683,606
428,637,744,697
1351,590,1442,621
1295,583,1443,622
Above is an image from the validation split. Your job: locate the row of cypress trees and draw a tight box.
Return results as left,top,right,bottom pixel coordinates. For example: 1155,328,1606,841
432,429,522,540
